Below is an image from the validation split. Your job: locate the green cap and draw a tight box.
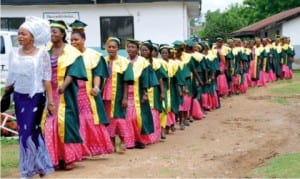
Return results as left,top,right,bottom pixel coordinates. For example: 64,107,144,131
185,39,195,48
199,42,208,50
159,44,170,52
69,19,87,30
141,40,153,50
233,38,241,42
142,40,152,45
216,37,223,42
49,19,68,30
227,38,233,43
173,40,184,49
106,37,121,46
152,43,159,51
126,38,140,47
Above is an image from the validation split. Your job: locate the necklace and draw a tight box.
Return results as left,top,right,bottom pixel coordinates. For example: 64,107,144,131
22,47,36,54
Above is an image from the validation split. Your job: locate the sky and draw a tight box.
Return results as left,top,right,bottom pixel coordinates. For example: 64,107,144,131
201,0,244,14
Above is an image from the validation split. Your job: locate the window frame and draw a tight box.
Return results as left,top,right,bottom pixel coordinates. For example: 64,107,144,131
100,16,134,49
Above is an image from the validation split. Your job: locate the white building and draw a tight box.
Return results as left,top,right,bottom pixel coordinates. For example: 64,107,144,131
1,0,201,51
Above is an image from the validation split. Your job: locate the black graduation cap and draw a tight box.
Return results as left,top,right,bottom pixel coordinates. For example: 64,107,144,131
185,39,195,48
126,38,140,47
216,37,223,42
199,42,208,50
152,43,159,51
141,40,154,51
159,44,170,50
49,19,68,30
173,40,184,49
69,19,87,30
106,37,121,45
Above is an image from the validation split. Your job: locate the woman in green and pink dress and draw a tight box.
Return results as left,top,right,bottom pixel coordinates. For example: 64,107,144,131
140,40,168,143
103,37,135,150
44,20,87,170
125,39,158,149
69,20,114,157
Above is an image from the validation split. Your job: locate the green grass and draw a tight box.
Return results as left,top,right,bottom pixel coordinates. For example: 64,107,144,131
0,137,18,146
270,83,300,95
251,153,300,178
268,71,300,104
1,138,19,177
269,97,289,104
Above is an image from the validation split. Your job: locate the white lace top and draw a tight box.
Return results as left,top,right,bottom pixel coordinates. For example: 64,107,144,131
6,48,52,97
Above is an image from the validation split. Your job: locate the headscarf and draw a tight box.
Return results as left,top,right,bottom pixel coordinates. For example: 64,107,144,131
20,16,50,47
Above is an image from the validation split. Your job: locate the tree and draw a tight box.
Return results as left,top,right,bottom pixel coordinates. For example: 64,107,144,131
196,1,300,40
243,0,300,24
197,4,248,40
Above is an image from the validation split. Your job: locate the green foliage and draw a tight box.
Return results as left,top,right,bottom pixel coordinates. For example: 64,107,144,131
197,0,300,39
198,4,248,40
251,153,300,178
243,0,300,24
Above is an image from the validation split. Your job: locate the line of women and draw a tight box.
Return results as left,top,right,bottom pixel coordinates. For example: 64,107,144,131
2,17,295,178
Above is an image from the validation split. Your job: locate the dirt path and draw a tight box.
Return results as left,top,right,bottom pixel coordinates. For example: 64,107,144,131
9,81,300,178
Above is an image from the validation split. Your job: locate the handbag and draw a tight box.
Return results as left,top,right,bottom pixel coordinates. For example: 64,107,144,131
1,87,14,112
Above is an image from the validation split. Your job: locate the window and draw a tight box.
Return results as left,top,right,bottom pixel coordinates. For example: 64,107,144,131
1,18,25,31
11,34,19,47
0,36,5,54
100,16,134,49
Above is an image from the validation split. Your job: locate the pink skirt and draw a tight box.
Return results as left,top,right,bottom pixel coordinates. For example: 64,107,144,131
104,100,135,148
281,65,293,79
201,93,211,110
246,73,252,86
102,76,112,100
45,114,83,166
140,109,160,144
263,71,269,83
231,75,240,93
179,94,192,112
126,104,143,144
257,71,266,87
217,73,229,96
201,92,218,110
126,86,144,144
211,91,219,110
249,60,255,78
268,70,277,82
79,112,114,156
166,112,176,126
44,90,82,166
78,82,114,157
239,74,248,94
191,98,205,120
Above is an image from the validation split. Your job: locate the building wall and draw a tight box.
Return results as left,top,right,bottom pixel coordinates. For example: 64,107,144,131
259,24,281,39
2,2,190,48
282,17,300,69
282,17,300,45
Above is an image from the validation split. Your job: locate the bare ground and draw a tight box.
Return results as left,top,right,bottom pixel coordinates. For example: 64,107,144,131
8,81,300,178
